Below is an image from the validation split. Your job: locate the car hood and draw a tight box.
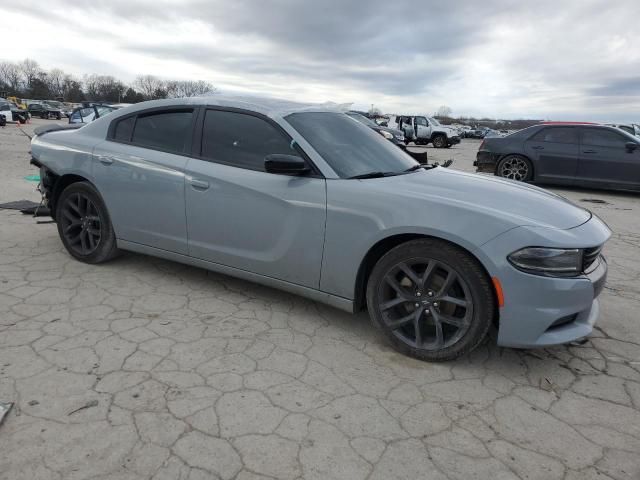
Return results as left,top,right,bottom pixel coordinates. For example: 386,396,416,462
378,125,404,136
369,168,591,230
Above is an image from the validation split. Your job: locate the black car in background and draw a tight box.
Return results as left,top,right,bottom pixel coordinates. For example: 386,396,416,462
28,102,63,120
475,122,640,192
346,111,406,149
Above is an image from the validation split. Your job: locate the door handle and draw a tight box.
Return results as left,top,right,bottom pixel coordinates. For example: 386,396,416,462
189,178,210,190
531,146,544,150
97,155,114,165
583,150,597,154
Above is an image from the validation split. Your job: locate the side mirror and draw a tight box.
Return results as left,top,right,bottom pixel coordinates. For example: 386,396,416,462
264,154,310,175
625,142,638,153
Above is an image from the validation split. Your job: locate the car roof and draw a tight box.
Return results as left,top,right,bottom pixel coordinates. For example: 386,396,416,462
104,95,343,118
74,95,347,139
539,121,599,125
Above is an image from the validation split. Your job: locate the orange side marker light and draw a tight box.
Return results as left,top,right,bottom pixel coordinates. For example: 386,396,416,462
492,277,504,308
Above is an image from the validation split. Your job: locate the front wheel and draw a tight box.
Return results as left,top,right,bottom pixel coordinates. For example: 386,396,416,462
366,239,494,361
432,135,447,148
497,155,533,182
56,182,119,264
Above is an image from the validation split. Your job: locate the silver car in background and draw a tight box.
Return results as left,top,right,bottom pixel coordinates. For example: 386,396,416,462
30,96,610,361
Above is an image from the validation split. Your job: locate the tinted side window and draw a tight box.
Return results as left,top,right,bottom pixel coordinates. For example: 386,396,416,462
114,116,135,142
582,128,626,148
201,110,299,171
132,110,193,153
531,127,577,144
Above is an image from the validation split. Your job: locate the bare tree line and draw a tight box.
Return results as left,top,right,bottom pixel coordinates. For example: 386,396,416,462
0,58,216,103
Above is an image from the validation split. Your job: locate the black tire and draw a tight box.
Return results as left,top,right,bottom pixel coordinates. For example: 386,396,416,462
366,238,494,361
56,182,119,264
432,134,447,148
56,113,62,120
496,155,533,182
40,113,47,119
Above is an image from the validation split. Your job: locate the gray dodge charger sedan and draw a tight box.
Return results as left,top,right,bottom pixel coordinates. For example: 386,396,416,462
30,97,611,361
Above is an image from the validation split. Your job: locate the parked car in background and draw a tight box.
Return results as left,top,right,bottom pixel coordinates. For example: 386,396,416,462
606,123,640,137
346,111,406,149
467,127,490,139
482,129,502,138
30,96,611,361
0,99,11,126
4,102,29,123
394,115,461,148
69,104,121,124
42,100,74,118
475,122,640,191
28,102,63,120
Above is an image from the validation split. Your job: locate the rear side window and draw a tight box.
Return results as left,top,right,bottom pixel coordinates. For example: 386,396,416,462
531,127,577,144
131,110,193,154
200,110,299,171
114,116,135,142
582,128,627,148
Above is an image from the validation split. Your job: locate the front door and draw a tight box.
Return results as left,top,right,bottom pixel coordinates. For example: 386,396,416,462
184,108,327,289
577,127,640,188
92,108,196,254
523,127,579,184
415,116,430,140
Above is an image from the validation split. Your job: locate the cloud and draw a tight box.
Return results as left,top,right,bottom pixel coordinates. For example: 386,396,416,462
2,0,640,121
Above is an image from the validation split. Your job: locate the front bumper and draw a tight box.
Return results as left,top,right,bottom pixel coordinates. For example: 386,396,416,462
478,215,611,348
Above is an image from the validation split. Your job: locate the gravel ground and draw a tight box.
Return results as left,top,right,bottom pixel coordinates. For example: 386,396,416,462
1,118,639,480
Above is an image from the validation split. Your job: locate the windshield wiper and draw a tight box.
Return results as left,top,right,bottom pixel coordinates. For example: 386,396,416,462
403,164,425,172
348,171,396,179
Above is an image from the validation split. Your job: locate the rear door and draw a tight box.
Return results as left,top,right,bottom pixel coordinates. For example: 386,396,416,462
523,127,579,184
183,108,327,288
92,107,195,254
577,127,640,188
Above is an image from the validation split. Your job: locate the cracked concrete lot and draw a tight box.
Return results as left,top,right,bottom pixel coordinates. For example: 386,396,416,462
1,119,640,480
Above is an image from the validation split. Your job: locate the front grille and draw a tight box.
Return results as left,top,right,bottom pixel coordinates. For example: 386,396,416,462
583,245,603,272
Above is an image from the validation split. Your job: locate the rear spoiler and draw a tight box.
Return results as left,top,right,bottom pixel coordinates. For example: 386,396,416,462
33,123,83,137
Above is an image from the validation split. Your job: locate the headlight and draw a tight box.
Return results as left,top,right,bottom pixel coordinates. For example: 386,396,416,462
379,130,393,140
394,133,405,141
508,247,583,277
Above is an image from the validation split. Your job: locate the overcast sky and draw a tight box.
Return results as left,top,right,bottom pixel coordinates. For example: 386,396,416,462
2,0,639,121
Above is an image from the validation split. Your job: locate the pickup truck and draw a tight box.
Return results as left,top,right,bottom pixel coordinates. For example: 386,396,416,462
394,115,461,148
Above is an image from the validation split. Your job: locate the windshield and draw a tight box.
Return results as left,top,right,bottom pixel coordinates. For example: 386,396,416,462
286,112,417,178
428,117,441,126
346,112,378,128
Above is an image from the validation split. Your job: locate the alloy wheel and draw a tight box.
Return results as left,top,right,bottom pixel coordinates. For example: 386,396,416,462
500,157,529,181
377,258,474,351
60,192,102,256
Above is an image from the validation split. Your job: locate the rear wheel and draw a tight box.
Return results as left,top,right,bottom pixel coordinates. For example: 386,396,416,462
56,182,119,264
497,155,532,182
367,239,494,361
432,134,447,148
